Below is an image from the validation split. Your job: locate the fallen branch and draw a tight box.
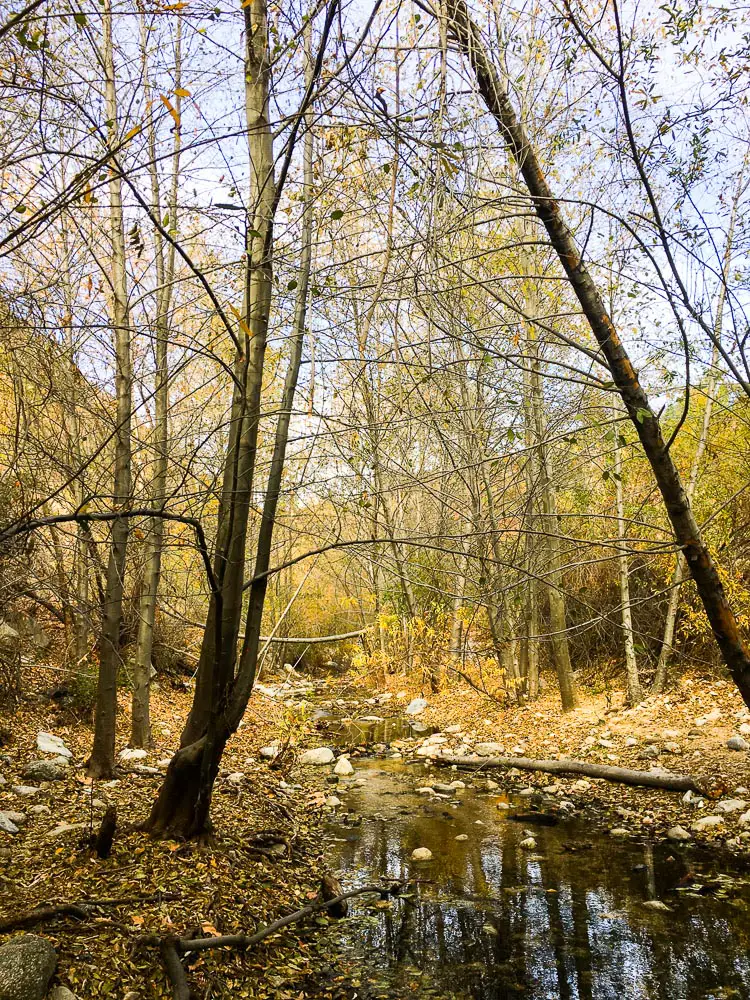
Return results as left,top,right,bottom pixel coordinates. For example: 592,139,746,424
177,883,392,952
0,892,179,933
423,754,713,795
161,938,193,1000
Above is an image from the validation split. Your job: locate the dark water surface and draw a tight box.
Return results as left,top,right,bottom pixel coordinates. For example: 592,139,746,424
323,759,750,1000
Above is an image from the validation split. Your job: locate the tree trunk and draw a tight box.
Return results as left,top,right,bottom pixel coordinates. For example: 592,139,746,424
147,3,325,835
652,164,744,693
445,0,750,709
614,420,642,704
131,15,182,747
89,0,132,777
526,292,577,710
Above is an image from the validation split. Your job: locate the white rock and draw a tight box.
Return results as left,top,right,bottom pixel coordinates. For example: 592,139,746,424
0,812,19,834
643,899,671,911
50,988,78,1000
416,787,435,795
692,815,724,832
29,805,50,815
405,698,428,716
519,836,536,849
299,747,335,765
739,724,750,736
334,757,354,776
474,742,505,756
445,725,462,734
119,747,148,762
325,796,342,808
662,729,680,740
411,847,433,861
12,785,40,797
667,826,691,842
47,822,88,838
609,828,629,837
259,744,280,759
37,731,72,758
738,810,750,827
455,834,469,841
727,736,749,751
715,798,748,814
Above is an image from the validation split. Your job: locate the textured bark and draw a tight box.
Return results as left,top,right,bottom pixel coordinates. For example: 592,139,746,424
132,16,182,747
614,420,642,704
89,0,132,777
424,753,710,794
445,0,750,709
652,167,743,693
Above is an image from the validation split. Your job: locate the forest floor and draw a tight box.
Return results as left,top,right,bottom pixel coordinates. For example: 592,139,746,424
1,664,750,999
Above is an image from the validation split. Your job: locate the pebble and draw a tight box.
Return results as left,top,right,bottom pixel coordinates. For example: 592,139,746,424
455,834,469,841
643,900,671,912
519,836,536,850
727,736,749,751
333,757,354,776
12,785,40,796
715,799,748,814
411,847,433,861
609,828,629,837
325,796,342,808
299,747,335,765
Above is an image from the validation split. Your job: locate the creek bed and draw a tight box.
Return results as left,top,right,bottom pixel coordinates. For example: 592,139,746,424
320,756,750,1000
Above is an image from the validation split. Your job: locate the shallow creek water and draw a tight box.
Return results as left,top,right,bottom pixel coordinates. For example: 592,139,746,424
321,756,750,1000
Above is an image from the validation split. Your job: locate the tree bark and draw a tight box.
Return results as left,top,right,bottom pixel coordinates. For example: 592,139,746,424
652,163,744,693
423,752,710,794
613,418,642,704
131,15,182,747
89,0,133,777
445,0,750,709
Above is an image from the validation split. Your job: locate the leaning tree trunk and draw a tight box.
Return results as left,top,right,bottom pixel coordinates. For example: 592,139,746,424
88,0,133,778
444,0,750,709
652,163,744,693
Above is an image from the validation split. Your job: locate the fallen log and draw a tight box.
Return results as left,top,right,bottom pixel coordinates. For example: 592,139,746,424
422,754,715,795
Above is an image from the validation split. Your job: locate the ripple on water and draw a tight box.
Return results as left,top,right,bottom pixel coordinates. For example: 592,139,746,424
323,758,750,1000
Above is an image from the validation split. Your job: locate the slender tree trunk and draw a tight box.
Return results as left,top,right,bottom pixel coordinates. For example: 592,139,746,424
147,5,323,836
88,0,133,777
526,298,577,710
445,0,750,709
131,16,182,747
652,168,744,692
614,423,642,704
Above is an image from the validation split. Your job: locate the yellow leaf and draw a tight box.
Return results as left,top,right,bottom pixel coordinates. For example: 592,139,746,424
123,124,142,142
131,915,144,926
160,94,180,127
173,87,191,97
163,2,188,8
229,303,252,339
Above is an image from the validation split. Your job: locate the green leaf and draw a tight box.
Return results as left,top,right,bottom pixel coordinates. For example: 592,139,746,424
330,209,344,220
73,12,87,26
13,204,27,214
247,228,262,238
635,407,650,424
287,279,298,291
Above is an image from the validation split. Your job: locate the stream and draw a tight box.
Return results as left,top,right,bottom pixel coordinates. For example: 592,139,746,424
314,717,750,1000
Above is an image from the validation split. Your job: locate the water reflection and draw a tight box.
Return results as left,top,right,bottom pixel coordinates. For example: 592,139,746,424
325,761,750,999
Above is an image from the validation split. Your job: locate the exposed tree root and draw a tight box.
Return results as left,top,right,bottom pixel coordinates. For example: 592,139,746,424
0,892,179,933
156,882,398,999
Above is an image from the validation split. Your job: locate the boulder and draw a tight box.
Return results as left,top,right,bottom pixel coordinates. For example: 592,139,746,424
11,787,39,798
411,847,432,861
0,934,56,1000
21,761,66,783
333,757,354,776
36,733,72,759
405,698,427,716
299,747,335,766
727,736,749,752
118,748,148,762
